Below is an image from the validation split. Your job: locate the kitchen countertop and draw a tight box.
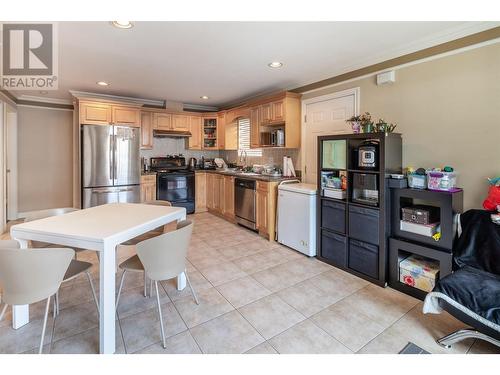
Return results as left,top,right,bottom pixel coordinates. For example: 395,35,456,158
195,169,300,182
141,171,157,176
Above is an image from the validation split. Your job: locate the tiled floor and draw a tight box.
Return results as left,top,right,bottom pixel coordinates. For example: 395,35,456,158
1,212,499,354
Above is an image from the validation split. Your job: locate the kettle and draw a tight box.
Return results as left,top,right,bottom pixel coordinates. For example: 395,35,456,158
188,157,197,169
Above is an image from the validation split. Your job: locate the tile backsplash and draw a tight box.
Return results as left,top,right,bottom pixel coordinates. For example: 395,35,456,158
140,137,300,173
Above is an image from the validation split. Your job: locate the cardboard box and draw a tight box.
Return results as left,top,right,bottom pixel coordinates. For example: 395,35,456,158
399,255,439,292
400,220,439,237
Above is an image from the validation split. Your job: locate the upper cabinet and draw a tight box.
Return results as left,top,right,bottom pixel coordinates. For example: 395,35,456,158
79,102,139,127
260,103,272,124
154,113,172,130
140,111,154,149
172,114,190,131
271,100,284,123
217,112,226,150
250,106,260,149
187,116,202,150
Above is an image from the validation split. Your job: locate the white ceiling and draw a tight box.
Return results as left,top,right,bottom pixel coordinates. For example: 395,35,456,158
13,21,499,107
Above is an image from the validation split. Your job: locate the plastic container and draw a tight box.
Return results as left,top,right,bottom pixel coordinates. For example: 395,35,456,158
407,174,427,189
427,171,457,191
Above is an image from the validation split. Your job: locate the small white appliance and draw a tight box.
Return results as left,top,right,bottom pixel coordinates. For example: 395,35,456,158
277,182,318,256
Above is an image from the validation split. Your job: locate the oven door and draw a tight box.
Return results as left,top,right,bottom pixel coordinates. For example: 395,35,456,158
156,172,195,212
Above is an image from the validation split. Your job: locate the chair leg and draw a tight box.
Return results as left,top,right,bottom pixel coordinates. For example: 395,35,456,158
115,270,127,311
39,296,51,354
154,281,166,349
144,272,148,297
55,291,60,316
86,272,100,314
0,304,8,322
150,279,153,298
185,271,199,305
438,328,500,349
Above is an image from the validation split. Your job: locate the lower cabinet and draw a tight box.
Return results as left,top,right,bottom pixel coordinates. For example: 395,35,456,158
256,180,278,240
195,172,207,212
222,175,235,220
140,175,156,202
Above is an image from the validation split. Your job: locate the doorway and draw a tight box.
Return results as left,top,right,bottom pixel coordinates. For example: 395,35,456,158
301,88,359,184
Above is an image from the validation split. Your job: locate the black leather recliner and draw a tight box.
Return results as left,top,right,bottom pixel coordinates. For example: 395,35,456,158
423,210,500,349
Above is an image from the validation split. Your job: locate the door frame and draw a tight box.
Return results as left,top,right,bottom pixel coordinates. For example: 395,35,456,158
301,87,360,183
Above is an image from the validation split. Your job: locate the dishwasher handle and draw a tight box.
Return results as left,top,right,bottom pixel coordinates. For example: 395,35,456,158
235,178,256,190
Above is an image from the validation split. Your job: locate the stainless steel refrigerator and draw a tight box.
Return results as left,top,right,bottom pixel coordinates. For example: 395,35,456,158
81,124,141,208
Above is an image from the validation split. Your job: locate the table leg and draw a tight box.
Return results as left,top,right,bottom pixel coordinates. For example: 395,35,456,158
99,243,116,354
12,239,29,329
176,212,187,291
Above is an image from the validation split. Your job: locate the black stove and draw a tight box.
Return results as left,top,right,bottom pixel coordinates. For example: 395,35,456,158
149,156,195,214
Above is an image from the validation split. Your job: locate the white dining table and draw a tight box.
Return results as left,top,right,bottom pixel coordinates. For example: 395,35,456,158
9,202,187,354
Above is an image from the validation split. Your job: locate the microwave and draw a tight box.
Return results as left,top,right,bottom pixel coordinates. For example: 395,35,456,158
271,129,285,147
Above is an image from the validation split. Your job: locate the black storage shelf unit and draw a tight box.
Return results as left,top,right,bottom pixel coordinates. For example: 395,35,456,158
317,132,402,286
388,187,463,300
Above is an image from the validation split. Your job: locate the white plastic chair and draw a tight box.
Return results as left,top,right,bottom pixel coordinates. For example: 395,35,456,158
115,220,198,349
0,247,74,354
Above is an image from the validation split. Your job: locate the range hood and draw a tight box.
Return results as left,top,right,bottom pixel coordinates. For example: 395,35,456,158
153,129,192,138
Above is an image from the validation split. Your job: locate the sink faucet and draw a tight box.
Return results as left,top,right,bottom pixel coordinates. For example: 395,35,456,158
239,150,248,167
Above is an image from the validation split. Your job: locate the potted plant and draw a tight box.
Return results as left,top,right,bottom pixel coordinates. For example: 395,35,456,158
345,114,362,134
375,118,397,134
360,112,374,133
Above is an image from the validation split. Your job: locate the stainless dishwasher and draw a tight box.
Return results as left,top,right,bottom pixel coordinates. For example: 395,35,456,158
235,178,257,230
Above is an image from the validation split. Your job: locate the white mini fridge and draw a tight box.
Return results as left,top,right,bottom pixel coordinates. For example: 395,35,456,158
277,182,318,256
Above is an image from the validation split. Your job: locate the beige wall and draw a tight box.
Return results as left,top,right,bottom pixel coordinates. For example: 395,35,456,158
302,42,500,210
18,106,74,213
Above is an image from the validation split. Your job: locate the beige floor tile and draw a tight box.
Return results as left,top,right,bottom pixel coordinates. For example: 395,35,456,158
133,330,201,354
53,300,99,342
216,276,271,308
191,310,264,353
232,251,285,274
173,287,234,328
311,299,386,352
357,329,413,354
117,285,170,319
198,261,247,286
310,268,369,297
339,284,419,328
50,324,125,354
162,271,212,302
245,341,279,354
188,249,226,270
277,279,344,317
386,304,474,354
467,339,500,354
0,315,54,354
269,319,352,354
217,243,262,261
120,302,187,353
239,294,305,339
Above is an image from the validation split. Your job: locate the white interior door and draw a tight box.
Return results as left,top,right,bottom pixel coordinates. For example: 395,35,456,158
302,89,358,184
6,109,17,220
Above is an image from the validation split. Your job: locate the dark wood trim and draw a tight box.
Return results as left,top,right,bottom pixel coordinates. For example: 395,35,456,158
292,27,500,93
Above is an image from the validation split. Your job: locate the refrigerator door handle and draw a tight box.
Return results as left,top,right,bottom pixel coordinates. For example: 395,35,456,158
109,133,114,182
113,134,118,185
92,189,115,194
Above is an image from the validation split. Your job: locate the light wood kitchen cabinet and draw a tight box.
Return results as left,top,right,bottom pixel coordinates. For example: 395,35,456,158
80,102,112,125
222,175,235,220
195,172,207,212
188,116,202,150
140,112,154,149
213,174,223,213
271,100,284,123
256,180,278,240
217,112,226,150
260,103,272,124
140,175,156,202
250,106,260,148
172,114,190,131
206,173,215,210
154,113,172,130
112,106,140,126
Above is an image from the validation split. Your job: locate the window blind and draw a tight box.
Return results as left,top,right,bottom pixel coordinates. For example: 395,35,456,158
238,118,262,157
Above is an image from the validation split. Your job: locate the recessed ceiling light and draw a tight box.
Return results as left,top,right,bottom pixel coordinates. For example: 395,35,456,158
200,95,209,100
111,21,134,29
96,81,109,86
268,61,283,68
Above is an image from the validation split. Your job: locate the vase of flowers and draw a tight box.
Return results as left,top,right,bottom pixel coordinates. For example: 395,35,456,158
375,118,397,134
359,112,374,133
345,115,362,134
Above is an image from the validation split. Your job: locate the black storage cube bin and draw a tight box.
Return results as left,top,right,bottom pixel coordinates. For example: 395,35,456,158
321,200,346,234
349,239,379,279
321,230,347,268
348,205,379,245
